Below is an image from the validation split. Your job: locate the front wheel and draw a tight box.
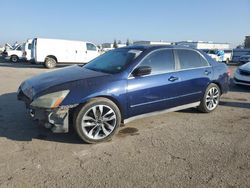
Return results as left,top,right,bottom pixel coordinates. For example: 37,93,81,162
73,98,121,143
10,55,19,63
198,83,221,113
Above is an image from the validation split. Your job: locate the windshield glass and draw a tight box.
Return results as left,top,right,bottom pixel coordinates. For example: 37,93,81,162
84,49,142,74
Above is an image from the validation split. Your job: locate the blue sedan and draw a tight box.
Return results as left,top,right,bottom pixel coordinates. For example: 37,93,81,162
17,45,230,143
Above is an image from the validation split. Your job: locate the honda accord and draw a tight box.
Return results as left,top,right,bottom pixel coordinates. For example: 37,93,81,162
17,45,230,143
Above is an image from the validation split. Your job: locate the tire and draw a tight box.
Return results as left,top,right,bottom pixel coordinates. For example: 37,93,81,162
73,97,121,143
198,83,221,113
10,55,19,63
44,57,56,69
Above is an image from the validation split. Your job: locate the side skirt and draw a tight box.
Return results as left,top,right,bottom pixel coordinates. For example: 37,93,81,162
124,102,201,124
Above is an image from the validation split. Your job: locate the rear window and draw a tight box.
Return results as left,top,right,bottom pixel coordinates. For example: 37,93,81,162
176,49,208,69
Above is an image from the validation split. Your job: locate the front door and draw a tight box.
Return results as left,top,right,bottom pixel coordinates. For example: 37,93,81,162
127,49,182,117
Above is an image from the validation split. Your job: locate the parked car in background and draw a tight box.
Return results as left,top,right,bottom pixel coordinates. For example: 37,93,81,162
3,44,23,63
224,49,232,63
234,62,250,86
202,49,232,63
238,53,250,64
31,38,100,68
22,39,33,62
202,49,220,62
232,48,250,63
18,45,230,143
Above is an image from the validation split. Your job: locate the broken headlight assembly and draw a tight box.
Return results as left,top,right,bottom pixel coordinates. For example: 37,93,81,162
30,90,70,109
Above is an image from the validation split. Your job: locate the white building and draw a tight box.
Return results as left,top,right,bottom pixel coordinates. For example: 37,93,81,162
101,43,126,52
176,40,230,50
133,40,172,45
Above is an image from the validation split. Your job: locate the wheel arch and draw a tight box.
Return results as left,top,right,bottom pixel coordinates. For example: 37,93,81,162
209,81,222,94
45,55,57,63
70,95,126,122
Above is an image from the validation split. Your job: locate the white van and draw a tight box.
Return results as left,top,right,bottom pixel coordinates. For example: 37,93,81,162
31,38,100,68
22,39,33,61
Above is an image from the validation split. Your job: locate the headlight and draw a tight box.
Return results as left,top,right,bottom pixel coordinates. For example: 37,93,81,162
30,90,70,108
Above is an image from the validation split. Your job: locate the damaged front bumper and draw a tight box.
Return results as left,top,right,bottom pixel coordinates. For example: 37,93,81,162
28,107,70,133
17,88,76,133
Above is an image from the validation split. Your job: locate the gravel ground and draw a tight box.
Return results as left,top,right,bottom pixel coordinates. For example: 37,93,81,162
0,60,249,188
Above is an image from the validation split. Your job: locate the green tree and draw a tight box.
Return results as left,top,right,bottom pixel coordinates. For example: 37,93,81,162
118,40,122,44
113,40,118,48
244,36,250,48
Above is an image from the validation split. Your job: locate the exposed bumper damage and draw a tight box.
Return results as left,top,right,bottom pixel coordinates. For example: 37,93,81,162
17,88,76,133
28,107,69,133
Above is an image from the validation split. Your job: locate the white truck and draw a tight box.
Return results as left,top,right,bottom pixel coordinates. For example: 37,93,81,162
3,44,23,63
31,38,100,68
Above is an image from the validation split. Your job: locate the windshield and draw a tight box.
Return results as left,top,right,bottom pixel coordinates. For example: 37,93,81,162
84,49,142,74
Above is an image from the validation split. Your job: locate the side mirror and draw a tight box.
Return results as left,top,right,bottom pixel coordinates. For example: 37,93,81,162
132,66,152,77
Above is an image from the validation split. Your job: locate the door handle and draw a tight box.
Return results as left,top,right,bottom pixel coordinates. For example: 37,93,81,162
168,76,179,82
204,70,211,75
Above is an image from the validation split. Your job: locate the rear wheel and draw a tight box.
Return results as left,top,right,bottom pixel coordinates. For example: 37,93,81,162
44,57,57,69
198,83,221,113
73,98,121,143
10,55,19,63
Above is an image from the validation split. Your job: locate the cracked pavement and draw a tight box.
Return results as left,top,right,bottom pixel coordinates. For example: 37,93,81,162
0,62,249,187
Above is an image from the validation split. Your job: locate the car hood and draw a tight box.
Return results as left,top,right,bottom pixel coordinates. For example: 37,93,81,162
239,62,250,71
20,65,110,98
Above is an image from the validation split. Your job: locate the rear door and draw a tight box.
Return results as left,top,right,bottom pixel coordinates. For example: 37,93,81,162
127,49,182,117
174,49,213,105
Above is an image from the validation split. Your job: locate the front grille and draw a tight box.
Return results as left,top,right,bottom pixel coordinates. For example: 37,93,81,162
239,69,250,76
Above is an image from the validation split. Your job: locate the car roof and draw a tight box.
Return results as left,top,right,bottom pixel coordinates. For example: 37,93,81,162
120,44,196,51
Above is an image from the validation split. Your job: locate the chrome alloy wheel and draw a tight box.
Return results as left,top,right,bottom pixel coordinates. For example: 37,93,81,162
205,87,220,111
81,105,117,140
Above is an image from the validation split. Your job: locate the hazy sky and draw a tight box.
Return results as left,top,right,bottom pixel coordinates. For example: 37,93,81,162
1,0,249,47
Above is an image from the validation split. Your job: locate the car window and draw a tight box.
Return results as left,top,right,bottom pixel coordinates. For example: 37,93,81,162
28,44,32,50
176,49,208,69
87,43,97,51
138,49,175,75
16,46,22,50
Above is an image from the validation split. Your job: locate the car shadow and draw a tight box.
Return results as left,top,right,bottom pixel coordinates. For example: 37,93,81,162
219,101,250,109
0,92,84,144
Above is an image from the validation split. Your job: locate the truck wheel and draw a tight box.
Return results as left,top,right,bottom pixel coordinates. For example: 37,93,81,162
10,55,19,63
73,98,121,144
198,83,221,113
44,57,56,69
